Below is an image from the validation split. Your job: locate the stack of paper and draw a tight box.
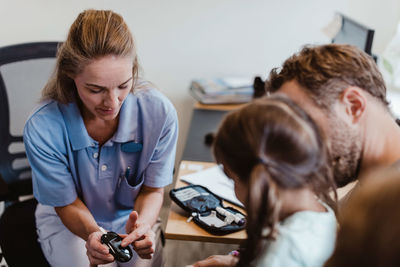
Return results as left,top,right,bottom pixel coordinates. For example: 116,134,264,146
189,77,254,104
180,165,244,207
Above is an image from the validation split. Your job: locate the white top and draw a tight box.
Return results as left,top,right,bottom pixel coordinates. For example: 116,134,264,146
255,203,337,267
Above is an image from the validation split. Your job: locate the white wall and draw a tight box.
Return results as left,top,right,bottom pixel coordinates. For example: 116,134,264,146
1,0,399,164
344,0,400,55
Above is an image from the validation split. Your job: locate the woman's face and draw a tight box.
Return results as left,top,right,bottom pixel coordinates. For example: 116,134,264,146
74,55,133,121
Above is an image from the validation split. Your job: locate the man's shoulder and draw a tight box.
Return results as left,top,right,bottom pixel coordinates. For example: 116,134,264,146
391,159,400,170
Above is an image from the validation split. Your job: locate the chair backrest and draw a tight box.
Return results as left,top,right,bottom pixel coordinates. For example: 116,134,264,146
0,42,59,200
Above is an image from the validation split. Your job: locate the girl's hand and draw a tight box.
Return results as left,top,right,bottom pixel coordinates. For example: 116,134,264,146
122,211,155,259
191,254,239,267
85,230,114,266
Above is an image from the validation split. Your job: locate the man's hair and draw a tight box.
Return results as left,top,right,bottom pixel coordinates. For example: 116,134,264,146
265,44,388,110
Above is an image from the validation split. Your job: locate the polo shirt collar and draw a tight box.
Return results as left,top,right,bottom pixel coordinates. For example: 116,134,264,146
59,93,138,151
59,102,94,151
112,93,138,143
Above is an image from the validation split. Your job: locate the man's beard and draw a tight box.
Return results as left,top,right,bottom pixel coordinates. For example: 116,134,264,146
329,117,363,188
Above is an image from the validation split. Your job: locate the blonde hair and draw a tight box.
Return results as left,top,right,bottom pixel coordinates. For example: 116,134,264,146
42,9,139,103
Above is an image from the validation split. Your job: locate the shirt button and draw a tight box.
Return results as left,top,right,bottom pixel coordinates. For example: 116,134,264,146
93,152,99,159
101,165,107,171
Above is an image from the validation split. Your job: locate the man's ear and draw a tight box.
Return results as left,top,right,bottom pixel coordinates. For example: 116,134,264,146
340,87,366,123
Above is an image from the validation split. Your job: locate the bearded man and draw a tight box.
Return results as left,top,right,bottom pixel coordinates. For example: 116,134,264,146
266,44,400,194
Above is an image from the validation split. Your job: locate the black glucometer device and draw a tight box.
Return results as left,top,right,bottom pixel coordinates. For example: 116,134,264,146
99,227,133,262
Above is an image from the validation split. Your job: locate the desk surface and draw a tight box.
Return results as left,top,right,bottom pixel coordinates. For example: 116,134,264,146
165,160,247,244
194,102,246,111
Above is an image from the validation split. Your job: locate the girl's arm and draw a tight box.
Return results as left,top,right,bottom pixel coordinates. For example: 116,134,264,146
192,255,239,267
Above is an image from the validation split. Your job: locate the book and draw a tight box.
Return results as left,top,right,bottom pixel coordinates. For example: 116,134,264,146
189,77,254,104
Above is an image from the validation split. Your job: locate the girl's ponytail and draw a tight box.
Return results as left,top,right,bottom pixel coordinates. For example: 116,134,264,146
238,163,281,266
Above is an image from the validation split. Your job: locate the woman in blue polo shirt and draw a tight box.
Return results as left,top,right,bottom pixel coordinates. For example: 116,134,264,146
23,9,178,267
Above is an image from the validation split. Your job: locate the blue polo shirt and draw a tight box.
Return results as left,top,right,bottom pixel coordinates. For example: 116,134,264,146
23,87,178,231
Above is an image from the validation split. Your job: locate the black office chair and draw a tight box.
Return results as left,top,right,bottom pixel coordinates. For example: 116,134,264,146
0,42,59,267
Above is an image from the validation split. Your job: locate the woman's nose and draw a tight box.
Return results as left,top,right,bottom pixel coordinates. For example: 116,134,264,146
104,90,119,108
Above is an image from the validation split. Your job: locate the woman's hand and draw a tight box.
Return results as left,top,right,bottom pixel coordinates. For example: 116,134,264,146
121,211,155,259
85,230,115,266
191,255,239,267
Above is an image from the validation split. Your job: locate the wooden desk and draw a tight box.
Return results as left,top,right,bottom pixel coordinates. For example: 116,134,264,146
194,102,246,111
165,160,247,244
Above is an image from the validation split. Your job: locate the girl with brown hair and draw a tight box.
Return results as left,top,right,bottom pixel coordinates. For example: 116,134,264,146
23,9,178,267
193,96,337,267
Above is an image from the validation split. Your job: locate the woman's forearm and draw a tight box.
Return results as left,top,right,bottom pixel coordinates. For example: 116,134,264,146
133,185,164,226
55,197,99,241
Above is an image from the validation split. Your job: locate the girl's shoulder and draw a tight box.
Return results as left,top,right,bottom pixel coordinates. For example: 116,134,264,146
277,206,337,266
280,203,336,232
256,206,337,267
